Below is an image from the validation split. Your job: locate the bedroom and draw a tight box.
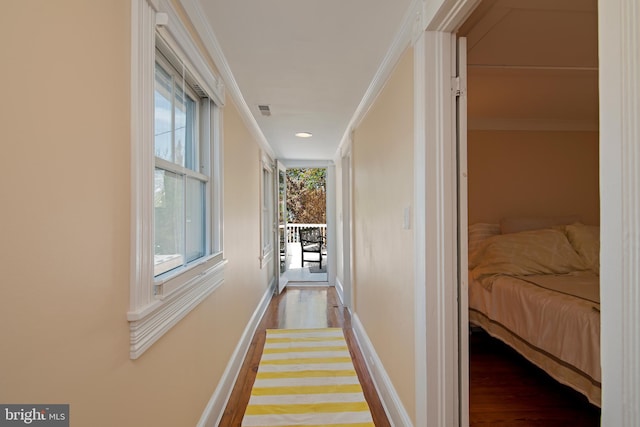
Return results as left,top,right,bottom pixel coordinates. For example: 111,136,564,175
458,0,601,422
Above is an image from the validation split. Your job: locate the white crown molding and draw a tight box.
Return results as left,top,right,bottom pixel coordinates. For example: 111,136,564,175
425,0,481,32
196,280,276,427
352,314,413,426
335,0,423,160
178,0,276,160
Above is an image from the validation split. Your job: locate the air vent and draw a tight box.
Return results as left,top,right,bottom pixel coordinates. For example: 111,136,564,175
192,84,208,99
258,104,271,116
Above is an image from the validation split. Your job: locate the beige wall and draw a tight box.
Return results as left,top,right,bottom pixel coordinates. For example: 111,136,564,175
0,3,268,426
468,130,600,226
352,47,415,422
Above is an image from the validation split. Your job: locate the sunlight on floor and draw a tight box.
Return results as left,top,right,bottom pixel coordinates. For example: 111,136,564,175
278,288,329,329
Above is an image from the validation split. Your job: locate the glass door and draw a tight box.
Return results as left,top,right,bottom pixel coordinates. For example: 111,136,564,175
276,161,288,293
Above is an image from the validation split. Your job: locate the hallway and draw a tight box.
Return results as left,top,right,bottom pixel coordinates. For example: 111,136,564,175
218,287,390,426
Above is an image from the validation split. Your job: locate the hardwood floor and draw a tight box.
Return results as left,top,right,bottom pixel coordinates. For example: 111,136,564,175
218,286,391,426
469,329,601,426
219,286,600,426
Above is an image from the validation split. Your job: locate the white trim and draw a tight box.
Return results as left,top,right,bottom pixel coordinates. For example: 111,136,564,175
335,276,345,305
212,104,224,254
412,31,428,427
340,147,354,309
352,314,413,427
131,0,157,314
326,165,337,287
276,160,289,294
196,280,276,427
154,0,224,106
418,30,459,427
457,36,470,427
599,0,640,425
178,0,275,160
259,250,274,270
425,0,480,32
129,0,226,359
415,2,640,426
260,156,275,268
128,260,227,359
335,0,423,159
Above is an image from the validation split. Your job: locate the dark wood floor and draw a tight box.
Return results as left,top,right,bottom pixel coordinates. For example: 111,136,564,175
218,286,391,426
469,328,601,426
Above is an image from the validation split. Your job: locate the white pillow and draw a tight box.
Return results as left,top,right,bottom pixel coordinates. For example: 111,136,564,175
468,223,500,254
565,223,600,274
470,228,588,280
500,215,581,234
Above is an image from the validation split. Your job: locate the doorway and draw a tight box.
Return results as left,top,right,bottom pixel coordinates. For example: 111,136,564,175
279,166,329,284
457,0,601,424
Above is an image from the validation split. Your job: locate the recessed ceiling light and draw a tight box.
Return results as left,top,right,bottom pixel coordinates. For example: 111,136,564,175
295,132,313,138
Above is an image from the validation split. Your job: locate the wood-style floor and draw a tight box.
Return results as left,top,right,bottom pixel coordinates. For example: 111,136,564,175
219,286,601,426
218,286,391,426
469,328,601,426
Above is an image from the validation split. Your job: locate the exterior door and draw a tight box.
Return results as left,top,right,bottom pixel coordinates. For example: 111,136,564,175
276,160,288,293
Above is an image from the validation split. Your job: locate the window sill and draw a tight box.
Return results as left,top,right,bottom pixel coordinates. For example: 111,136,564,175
127,258,228,359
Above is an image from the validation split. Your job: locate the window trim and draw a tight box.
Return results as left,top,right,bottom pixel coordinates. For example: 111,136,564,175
129,0,226,359
260,154,274,268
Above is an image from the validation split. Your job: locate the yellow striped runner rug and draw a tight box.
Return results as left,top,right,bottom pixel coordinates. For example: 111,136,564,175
241,328,374,426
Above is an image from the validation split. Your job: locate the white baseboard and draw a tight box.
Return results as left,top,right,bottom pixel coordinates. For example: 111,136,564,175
335,276,344,305
352,314,413,427
196,281,275,426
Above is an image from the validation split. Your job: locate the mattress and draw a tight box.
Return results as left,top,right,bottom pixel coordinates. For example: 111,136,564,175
469,271,601,406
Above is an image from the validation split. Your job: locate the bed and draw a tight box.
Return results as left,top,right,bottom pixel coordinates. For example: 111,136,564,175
467,220,601,407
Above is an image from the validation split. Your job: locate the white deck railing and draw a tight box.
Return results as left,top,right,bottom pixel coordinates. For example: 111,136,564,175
282,223,327,243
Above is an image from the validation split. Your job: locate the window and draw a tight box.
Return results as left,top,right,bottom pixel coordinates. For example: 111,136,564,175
154,52,207,277
129,0,226,359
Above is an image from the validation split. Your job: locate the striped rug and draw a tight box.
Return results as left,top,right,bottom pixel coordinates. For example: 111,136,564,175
241,328,374,426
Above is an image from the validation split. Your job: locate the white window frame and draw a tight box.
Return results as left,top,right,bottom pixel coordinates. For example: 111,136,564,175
129,0,226,359
260,154,274,268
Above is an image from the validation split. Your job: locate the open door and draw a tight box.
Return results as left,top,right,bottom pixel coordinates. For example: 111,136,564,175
456,36,470,427
276,160,289,294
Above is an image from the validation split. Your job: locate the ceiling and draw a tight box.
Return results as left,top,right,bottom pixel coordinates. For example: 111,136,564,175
195,0,414,161
459,0,599,128
183,0,598,162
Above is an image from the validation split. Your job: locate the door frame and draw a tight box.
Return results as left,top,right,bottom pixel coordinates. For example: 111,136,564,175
455,36,469,427
413,1,478,426
418,0,639,425
340,150,353,308
276,160,288,294
277,160,335,286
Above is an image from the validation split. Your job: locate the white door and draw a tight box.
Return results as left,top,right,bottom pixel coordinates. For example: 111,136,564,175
276,160,289,294
456,36,470,427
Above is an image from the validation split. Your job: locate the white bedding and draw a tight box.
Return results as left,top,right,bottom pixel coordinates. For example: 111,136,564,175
469,271,601,406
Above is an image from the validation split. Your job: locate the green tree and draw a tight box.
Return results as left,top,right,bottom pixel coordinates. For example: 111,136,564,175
286,168,326,224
